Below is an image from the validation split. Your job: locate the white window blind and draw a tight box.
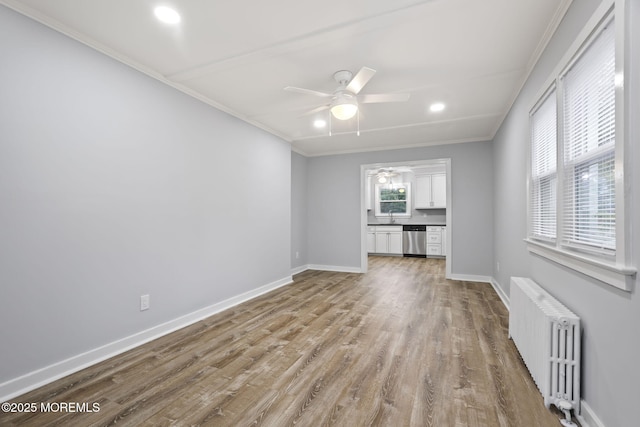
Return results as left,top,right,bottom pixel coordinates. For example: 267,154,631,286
526,2,634,290
561,18,616,254
530,89,557,241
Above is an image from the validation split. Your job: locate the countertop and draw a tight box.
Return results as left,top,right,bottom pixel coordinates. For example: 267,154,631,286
367,223,446,226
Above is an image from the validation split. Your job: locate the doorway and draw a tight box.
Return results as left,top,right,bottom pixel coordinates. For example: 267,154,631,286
360,158,452,277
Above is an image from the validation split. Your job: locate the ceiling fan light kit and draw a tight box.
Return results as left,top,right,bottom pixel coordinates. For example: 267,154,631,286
285,66,410,132
330,92,358,120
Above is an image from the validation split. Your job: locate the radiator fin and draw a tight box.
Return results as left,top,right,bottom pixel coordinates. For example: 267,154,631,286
508,277,581,412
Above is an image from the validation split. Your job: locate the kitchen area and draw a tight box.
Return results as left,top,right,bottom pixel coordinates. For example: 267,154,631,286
365,163,447,259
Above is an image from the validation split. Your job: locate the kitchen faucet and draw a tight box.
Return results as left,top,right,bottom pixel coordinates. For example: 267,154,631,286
388,210,395,224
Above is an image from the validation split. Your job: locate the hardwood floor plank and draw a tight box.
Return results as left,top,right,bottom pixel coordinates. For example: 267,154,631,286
0,257,571,427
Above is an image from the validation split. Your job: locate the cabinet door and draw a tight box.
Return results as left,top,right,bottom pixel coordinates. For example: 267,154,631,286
375,233,389,253
431,174,447,208
427,231,442,244
415,175,432,209
367,232,376,253
388,232,403,254
427,244,442,256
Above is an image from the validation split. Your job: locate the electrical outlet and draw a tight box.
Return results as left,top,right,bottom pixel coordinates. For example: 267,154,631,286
140,294,150,311
296,251,300,259
496,262,500,272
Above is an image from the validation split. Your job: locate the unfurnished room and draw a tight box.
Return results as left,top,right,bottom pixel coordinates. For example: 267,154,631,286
0,1,638,426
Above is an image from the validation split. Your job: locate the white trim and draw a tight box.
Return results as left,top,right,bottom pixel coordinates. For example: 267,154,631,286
444,160,452,280
290,264,310,276
0,275,293,403
526,239,635,291
298,136,491,158
490,278,510,311
577,399,605,427
448,274,492,284
307,264,363,274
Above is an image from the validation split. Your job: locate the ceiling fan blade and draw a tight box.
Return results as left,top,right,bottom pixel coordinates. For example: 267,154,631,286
284,86,333,98
360,93,410,103
346,67,376,94
299,105,330,117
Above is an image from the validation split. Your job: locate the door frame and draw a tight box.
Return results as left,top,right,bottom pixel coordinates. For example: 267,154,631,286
360,158,452,277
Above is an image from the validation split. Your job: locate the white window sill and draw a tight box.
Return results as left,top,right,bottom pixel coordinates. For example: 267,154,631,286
525,239,636,291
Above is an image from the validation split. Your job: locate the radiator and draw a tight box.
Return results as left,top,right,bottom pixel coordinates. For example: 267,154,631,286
508,277,581,414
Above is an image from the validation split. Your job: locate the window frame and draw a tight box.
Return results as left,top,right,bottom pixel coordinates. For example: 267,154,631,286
374,182,412,218
525,0,636,291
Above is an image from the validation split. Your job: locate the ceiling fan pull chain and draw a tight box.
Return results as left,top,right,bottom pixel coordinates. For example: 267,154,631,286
357,108,360,136
329,111,332,137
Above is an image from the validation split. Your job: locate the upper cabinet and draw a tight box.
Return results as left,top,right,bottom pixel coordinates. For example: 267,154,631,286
415,173,446,209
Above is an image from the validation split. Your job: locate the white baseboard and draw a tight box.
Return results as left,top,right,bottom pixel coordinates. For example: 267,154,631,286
307,264,363,273
448,273,492,283
0,274,293,403
290,264,310,276
577,399,605,427
490,278,510,311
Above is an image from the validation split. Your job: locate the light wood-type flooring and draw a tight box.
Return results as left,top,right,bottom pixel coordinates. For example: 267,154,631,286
1,256,570,426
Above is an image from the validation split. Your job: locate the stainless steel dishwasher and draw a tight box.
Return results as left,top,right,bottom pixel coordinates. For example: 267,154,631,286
403,225,427,257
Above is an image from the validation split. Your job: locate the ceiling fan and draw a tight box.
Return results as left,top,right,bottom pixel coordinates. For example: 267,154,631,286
373,167,412,183
284,67,410,122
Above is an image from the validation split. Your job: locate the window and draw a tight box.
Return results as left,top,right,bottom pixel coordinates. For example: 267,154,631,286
375,183,411,217
530,88,557,242
526,1,635,291
561,18,616,256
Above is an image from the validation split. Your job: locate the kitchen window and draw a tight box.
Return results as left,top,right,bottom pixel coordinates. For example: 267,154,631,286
375,183,411,218
526,0,635,291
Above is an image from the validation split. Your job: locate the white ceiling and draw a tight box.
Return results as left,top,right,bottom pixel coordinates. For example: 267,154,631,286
3,0,572,156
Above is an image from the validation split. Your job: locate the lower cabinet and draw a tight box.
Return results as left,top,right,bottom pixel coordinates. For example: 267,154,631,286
426,226,446,257
367,227,376,253
368,226,403,255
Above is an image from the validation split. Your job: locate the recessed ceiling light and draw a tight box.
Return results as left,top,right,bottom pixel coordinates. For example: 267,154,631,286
154,6,181,24
313,119,327,128
430,102,445,112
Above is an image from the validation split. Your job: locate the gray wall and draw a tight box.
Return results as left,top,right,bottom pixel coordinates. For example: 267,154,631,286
291,152,308,269
0,6,291,384
492,1,640,426
307,141,494,276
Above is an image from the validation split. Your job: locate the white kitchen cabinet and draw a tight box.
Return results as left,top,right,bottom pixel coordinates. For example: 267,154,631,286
388,232,403,254
415,175,432,208
426,226,446,257
415,173,446,209
367,226,376,253
427,244,442,256
371,226,403,255
431,174,446,208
